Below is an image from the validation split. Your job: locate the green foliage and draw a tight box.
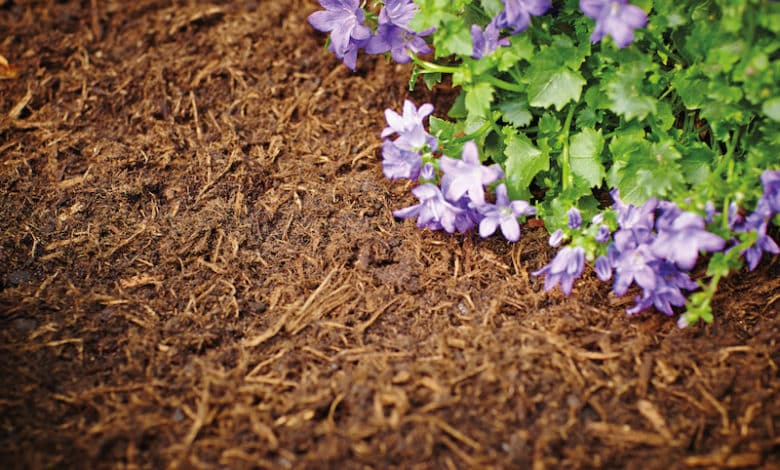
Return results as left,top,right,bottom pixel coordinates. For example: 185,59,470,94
402,0,779,325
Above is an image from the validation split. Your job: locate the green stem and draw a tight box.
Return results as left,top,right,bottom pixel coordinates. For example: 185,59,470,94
560,104,576,191
453,120,493,143
410,56,460,75
411,56,524,92
484,75,524,93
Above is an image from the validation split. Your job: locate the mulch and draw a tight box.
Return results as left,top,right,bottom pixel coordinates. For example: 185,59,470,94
1,1,778,468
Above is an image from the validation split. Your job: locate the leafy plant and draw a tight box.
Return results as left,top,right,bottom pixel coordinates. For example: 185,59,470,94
309,0,780,326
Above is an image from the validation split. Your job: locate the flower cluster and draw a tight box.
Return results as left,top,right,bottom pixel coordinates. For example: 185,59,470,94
309,1,780,326
308,0,431,70
383,101,536,242
534,172,780,317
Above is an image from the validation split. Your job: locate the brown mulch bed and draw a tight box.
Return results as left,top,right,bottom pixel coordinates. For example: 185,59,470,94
1,1,778,468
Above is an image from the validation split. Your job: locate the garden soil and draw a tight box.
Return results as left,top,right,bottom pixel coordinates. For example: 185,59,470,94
1,1,779,468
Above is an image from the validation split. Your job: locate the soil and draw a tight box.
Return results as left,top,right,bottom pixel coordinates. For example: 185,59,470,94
1,1,779,468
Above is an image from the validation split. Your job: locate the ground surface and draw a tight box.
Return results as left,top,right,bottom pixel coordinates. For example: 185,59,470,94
0,1,779,468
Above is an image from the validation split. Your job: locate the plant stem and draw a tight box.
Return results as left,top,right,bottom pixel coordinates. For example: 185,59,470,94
410,56,460,75
411,56,524,92
560,104,576,191
453,120,493,143
484,75,524,92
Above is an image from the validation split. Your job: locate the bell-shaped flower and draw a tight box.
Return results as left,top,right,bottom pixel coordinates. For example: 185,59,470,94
382,100,437,151
393,184,467,233
651,211,725,270
496,0,552,34
381,140,422,180
476,184,536,242
439,142,503,206
308,0,372,57
761,169,780,215
612,244,657,296
366,24,432,64
471,19,510,59
532,246,586,295
580,0,647,48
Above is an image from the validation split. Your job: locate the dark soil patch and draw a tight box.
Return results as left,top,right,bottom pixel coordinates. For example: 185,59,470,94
1,1,778,468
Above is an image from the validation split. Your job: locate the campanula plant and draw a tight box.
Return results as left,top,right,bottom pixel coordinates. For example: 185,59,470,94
308,0,780,326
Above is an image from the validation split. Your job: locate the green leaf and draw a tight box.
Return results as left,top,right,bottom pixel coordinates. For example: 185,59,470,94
428,116,458,143
433,19,474,57
409,0,452,31
464,81,495,121
672,67,707,110
422,72,442,90
498,101,532,127
504,130,549,199
612,138,684,205
679,143,714,185
763,97,780,121
605,64,657,121
569,128,605,188
480,0,504,18
447,92,467,119
528,68,586,111
497,36,534,71
538,112,561,136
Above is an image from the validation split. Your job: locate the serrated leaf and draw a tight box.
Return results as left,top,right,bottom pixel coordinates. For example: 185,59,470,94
498,101,532,127
408,0,451,31
422,72,442,90
447,92,467,119
672,68,707,109
497,36,534,71
605,65,657,121
569,128,605,188
615,139,684,205
679,143,714,185
428,116,456,142
465,81,495,121
528,68,586,111
434,19,474,57
504,131,549,199
480,0,504,17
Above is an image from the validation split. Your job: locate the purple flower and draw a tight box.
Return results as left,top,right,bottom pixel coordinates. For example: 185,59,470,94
366,24,432,64
612,244,657,296
627,283,686,316
580,0,647,48
379,0,419,30
420,162,436,181
595,225,612,243
613,190,657,233
626,261,698,315
734,210,780,271
382,100,437,151
567,208,582,229
393,184,469,233
381,140,422,180
533,246,586,295
594,255,613,281
328,37,369,71
651,211,726,270
761,169,780,214
496,0,552,33
308,0,372,57
477,183,536,242
471,19,510,59
549,228,565,247
439,141,503,206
